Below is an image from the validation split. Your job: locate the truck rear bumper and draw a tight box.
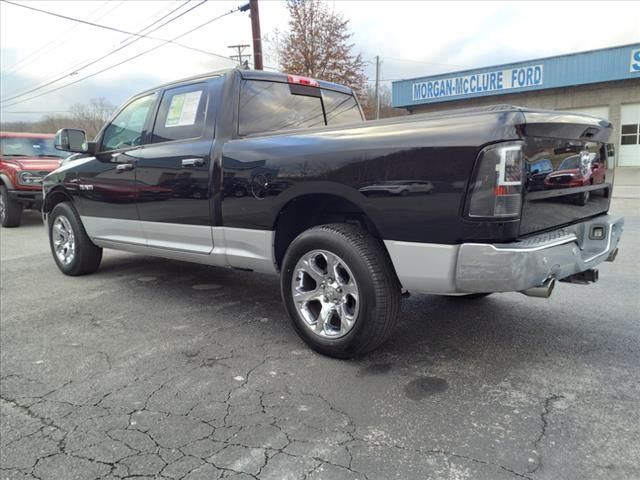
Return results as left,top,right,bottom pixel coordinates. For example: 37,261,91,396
385,214,624,295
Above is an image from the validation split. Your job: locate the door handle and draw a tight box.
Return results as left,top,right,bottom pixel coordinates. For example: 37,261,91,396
182,158,205,168
115,163,135,172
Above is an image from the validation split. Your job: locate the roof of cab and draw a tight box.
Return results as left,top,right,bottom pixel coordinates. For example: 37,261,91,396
239,69,353,94
135,68,234,95
134,68,354,97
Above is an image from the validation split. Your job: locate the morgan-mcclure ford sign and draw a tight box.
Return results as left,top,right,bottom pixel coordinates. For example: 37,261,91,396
412,65,543,101
631,48,640,72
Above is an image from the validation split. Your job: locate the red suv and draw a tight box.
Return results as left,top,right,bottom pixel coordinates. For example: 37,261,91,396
0,132,66,227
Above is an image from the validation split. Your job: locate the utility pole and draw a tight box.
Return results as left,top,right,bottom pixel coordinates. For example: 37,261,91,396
374,55,381,120
249,0,263,70
228,44,250,68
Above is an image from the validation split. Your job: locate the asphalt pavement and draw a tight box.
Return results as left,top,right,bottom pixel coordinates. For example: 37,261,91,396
1,199,639,480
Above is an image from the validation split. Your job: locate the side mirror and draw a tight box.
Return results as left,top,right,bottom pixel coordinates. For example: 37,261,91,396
54,128,89,153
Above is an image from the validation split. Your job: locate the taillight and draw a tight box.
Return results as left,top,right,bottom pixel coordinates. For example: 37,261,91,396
467,142,524,218
287,74,320,87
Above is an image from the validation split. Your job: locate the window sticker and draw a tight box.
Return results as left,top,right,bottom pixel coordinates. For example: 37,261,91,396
165,91,202,127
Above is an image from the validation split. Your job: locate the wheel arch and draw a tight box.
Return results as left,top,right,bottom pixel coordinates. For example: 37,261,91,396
0,173,15,189
272,191,387,269
43,187,74,215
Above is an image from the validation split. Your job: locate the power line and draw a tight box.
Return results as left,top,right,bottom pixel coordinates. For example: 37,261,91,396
2,7,243,109
2,0,121,75
2,0,194,44
0,0,221,72
0,0,210,104
117,0,188,43
1,1,192,102
228,44,251,67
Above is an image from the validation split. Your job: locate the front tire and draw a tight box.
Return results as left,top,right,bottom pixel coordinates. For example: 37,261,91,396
48,202,102,276
281,223,401,358
0,185,23,228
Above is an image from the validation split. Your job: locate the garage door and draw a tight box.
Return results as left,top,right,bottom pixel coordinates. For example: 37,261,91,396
619,103,640,167
562,106,609,120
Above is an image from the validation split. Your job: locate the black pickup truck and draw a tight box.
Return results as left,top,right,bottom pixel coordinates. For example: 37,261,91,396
44,69,624,358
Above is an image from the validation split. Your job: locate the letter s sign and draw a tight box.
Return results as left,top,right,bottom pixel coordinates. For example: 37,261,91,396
631,48,640,73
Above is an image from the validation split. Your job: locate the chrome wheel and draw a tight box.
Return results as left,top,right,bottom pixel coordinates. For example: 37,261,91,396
291,249,360,338
0,192,5,223
52,215,76,266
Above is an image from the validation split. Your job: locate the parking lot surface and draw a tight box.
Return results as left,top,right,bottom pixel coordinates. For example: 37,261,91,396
1,198,639,480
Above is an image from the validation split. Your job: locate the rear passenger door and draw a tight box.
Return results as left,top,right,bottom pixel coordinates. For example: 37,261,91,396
134,81,217,254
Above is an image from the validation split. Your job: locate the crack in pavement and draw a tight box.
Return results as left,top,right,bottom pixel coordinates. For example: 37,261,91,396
2,359,549,480
1,316,577,480
527,393,564,475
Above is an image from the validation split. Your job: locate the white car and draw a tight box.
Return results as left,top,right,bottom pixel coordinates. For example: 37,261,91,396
359,180,434,196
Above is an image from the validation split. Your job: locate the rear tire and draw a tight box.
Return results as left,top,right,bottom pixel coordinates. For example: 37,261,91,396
48,202,102,276
281,223,401,358
0,185,23,228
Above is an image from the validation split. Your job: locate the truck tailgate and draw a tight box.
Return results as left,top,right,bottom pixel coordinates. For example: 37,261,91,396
519,113,613,236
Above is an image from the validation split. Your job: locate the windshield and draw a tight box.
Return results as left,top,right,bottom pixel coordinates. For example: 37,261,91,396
0,136,66,158
558,155,581,170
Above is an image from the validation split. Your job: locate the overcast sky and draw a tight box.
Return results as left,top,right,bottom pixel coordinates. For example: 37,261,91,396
1,0,639,122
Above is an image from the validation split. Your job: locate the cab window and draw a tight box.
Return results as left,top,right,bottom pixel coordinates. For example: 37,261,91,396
238,80,363,136
322,89,363,125
101,93,157,151
151,83,208,143
238,80,326,136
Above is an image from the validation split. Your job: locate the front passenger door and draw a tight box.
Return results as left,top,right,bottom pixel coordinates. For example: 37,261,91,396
74,92,158,245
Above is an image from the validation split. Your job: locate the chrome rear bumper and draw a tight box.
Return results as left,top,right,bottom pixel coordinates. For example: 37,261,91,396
455,214,624,293
385,214,624,295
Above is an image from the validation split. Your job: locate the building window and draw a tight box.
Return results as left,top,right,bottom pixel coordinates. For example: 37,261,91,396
621,124,639,145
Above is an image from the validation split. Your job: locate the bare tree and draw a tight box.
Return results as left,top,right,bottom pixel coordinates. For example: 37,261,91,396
1,98,115,137
38,114,77,134
360,85,409,120
277,0,367,97
70,97,115,138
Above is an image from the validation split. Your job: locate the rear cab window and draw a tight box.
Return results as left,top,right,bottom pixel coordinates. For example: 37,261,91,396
238,79,363,137
322,89,362,126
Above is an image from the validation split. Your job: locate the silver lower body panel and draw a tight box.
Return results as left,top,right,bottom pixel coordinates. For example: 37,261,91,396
81,216,277,274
